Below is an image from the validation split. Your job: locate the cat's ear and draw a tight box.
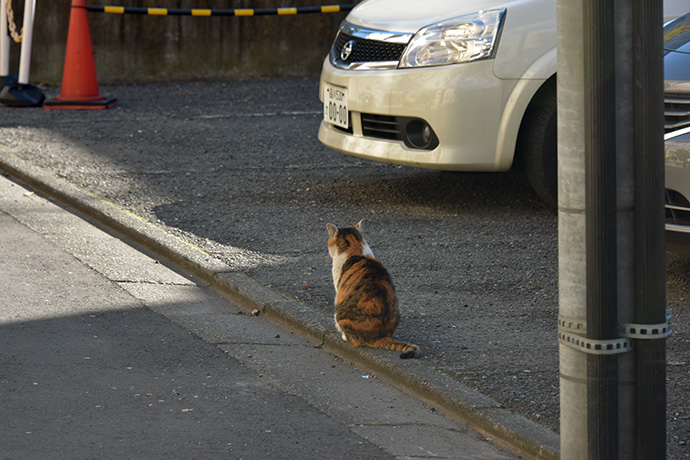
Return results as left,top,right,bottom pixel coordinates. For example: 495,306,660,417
355,220,364,233
327,223,339,237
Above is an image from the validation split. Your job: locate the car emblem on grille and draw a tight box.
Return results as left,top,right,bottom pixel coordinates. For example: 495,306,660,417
340,40,354,61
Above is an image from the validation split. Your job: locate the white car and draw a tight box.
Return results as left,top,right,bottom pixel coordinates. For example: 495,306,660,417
318,0,687,209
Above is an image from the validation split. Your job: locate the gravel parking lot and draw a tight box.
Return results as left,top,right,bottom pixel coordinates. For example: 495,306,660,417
1,78,688,457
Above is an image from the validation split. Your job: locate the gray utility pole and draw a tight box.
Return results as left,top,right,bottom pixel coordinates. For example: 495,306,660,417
558,1,668,459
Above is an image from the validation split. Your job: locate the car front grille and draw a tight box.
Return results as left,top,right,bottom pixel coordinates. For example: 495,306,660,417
665,92,690,133
338,113,438,150
331,32,407,67
361,114,401,140
665,188,690,226
333,113,402,140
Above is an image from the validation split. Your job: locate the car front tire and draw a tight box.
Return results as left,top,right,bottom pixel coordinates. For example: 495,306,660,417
518,83,558,210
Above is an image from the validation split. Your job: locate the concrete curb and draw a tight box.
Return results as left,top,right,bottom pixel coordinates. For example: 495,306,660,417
0,153,560,460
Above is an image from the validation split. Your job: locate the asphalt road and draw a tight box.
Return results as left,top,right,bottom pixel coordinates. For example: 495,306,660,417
1,78,688,458
0,175,516,460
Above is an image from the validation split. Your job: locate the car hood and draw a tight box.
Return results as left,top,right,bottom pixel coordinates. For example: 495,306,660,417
346,0,520,33
664,12,690,81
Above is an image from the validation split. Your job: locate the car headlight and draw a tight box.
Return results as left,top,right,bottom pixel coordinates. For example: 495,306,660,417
399,9,505,68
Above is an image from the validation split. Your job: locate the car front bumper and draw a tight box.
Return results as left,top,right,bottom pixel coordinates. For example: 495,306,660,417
318,58,526,172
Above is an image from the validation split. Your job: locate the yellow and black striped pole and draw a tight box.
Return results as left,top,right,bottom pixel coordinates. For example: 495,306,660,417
81,4,355,16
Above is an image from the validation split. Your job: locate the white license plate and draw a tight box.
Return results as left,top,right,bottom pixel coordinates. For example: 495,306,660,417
324,83,349,129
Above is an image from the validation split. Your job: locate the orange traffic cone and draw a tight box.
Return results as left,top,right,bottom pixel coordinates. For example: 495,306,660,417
44,0,116,109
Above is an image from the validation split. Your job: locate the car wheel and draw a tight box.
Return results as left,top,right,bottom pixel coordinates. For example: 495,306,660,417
518,85,558,210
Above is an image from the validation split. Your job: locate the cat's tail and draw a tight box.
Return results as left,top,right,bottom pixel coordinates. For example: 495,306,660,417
372,337,421,359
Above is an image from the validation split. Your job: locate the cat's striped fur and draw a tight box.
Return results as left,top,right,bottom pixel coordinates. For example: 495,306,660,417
327,221,420,359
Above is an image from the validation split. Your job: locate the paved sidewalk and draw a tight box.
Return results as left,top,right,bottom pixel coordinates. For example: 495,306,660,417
0,174,519,459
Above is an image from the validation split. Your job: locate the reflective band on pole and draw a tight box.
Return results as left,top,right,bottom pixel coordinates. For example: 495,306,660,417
103,6,124,14
191,9,212,17
81,4,354,16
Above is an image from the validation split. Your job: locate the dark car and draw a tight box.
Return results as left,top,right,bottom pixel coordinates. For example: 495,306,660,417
664,12,690,255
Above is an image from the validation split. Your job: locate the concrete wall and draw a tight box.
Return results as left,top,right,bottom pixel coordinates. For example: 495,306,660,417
8,0,349,84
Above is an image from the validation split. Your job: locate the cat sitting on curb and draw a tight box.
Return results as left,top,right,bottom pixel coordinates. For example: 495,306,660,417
326,221,421,359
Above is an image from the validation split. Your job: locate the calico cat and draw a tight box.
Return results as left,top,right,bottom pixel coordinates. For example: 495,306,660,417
326,221,420,359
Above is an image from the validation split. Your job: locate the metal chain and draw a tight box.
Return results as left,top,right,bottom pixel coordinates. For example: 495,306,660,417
5,0,23,43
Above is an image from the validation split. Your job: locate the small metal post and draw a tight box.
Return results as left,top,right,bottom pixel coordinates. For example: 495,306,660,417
17,0,36,85
1,0,9,76
0,0,44,106
0,0,17,88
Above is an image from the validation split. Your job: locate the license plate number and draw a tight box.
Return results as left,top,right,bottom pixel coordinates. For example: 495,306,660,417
324,84,348,129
